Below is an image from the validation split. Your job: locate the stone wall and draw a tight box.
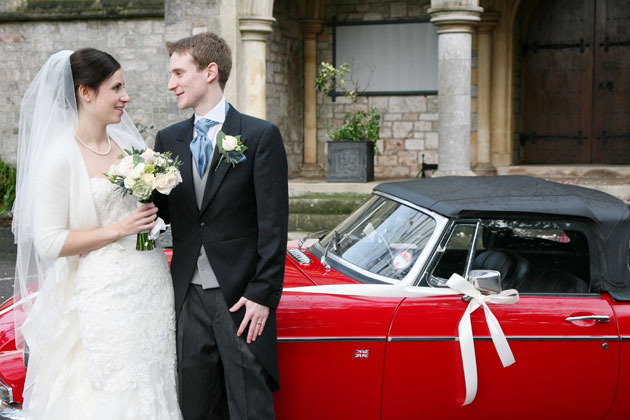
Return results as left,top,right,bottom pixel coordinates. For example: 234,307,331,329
317,0,441,178
0,0,304,174
0,17,181,166
267,0,303,176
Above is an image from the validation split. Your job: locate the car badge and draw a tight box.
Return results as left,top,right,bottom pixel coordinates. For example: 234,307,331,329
354,349,369,359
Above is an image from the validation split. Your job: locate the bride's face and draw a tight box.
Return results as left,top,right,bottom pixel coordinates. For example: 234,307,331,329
82,69,130,125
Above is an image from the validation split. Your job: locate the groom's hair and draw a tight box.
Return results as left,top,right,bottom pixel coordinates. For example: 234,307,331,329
166,32,232,91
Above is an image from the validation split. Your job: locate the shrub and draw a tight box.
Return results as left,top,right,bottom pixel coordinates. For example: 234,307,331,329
0,158,16,216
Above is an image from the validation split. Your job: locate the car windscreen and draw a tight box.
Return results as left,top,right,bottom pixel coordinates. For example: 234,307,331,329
317,195,436,281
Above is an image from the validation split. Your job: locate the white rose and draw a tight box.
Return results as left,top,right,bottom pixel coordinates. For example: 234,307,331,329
141,149,156,164
124,175,137,190
116,155,135,177
132,180,153,201
154,156,167,167
141,173,155,187
154,172,178,194
131,162,146,178
223,135,238,152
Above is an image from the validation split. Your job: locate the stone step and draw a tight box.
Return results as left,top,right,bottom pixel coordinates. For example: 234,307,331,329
289,194,369,214
289,177,393,197
287,177,401,233
288,193,370,232
289,213,348,233
498,165,630,179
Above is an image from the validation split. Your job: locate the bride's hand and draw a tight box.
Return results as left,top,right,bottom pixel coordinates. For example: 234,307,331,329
59,203,159,257
114,203,158,238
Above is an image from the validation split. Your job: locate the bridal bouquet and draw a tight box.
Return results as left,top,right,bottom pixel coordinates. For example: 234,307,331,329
105,148,182,251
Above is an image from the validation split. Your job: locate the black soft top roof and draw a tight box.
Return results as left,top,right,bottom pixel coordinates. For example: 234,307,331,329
375,176,630,300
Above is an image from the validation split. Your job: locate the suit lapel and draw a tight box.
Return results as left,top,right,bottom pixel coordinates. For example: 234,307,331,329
199,105,242,215
175,116,199,219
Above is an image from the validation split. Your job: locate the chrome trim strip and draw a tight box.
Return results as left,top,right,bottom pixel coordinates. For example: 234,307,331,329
620,336,630,341
278,337,386,343
463,220,481,279
389,337,456,342
388,336,620,342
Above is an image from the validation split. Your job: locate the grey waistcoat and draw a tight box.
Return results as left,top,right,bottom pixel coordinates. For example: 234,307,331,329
190,159,220,289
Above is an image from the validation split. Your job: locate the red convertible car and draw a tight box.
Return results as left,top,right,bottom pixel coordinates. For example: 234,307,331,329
2,175,630,420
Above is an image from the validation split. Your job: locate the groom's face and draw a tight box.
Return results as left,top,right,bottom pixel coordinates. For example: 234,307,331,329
168,52,209,111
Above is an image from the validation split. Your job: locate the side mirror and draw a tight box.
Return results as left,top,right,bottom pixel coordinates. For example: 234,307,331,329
468,269,502,294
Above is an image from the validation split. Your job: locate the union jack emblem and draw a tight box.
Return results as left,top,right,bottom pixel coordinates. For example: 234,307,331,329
354,349,369,358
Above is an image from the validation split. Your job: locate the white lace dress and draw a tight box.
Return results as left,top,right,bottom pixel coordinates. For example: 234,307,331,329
23,178,182,420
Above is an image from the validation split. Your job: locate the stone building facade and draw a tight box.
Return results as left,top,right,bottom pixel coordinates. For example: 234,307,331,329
0,0,306,173
2,0,628,181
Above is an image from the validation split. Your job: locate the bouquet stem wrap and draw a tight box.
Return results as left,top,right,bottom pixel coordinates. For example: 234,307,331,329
136,231,155,251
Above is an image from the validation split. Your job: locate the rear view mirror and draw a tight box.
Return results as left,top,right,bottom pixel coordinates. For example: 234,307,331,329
468,269,502,294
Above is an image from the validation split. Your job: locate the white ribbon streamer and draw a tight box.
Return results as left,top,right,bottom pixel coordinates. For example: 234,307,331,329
0,292,40,317
148,217,167,240
446,274,518,405
285,273,519,405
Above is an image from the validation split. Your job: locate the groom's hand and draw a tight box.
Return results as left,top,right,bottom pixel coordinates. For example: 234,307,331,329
229,297,270,343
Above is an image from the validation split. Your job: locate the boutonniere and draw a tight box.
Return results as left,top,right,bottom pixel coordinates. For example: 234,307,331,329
215,130,247,171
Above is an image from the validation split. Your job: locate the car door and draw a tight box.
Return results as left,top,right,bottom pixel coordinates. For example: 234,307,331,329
380,219,620,420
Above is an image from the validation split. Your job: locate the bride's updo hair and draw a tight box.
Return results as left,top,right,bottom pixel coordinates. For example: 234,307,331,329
70,48,121,97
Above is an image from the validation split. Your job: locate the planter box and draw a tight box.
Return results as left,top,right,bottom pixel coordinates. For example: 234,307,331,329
327,141,374,182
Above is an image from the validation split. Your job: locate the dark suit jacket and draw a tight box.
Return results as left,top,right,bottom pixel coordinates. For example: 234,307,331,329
153,105,288,390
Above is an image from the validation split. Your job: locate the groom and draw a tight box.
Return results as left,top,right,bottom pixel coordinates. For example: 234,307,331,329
154,32,288,420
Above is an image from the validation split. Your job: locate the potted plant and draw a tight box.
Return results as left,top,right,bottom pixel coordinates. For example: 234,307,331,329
316,62,380,182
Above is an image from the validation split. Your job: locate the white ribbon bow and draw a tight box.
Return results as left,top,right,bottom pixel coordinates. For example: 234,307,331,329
285,273,519,405
445,274,519,405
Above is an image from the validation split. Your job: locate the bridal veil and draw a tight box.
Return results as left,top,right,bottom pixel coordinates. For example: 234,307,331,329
12,50,145,402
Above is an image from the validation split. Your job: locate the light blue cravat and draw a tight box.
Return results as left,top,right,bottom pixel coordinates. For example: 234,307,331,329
190,118,219,177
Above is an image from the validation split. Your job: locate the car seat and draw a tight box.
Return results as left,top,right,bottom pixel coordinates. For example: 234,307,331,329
472,249,530,290
520,269,589,293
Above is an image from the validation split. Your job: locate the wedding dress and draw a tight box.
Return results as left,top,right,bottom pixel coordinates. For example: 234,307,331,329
13,50,183,420
22,177,182,420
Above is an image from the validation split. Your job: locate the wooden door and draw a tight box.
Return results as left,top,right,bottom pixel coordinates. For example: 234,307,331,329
592,0,630,163
521,0,630,164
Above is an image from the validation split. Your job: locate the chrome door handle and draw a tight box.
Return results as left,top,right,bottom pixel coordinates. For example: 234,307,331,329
565,315,610,323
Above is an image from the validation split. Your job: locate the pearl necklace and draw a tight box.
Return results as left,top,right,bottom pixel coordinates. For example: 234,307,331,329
74,132,112,156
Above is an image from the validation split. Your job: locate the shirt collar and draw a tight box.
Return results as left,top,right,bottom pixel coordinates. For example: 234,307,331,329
194,95,227,124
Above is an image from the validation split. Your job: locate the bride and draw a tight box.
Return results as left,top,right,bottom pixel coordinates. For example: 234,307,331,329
12,49,182,419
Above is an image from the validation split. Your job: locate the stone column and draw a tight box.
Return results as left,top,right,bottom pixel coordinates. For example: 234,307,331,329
300,19,325,168
473,12,499,175
429,1,482,177
238,16,275,119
